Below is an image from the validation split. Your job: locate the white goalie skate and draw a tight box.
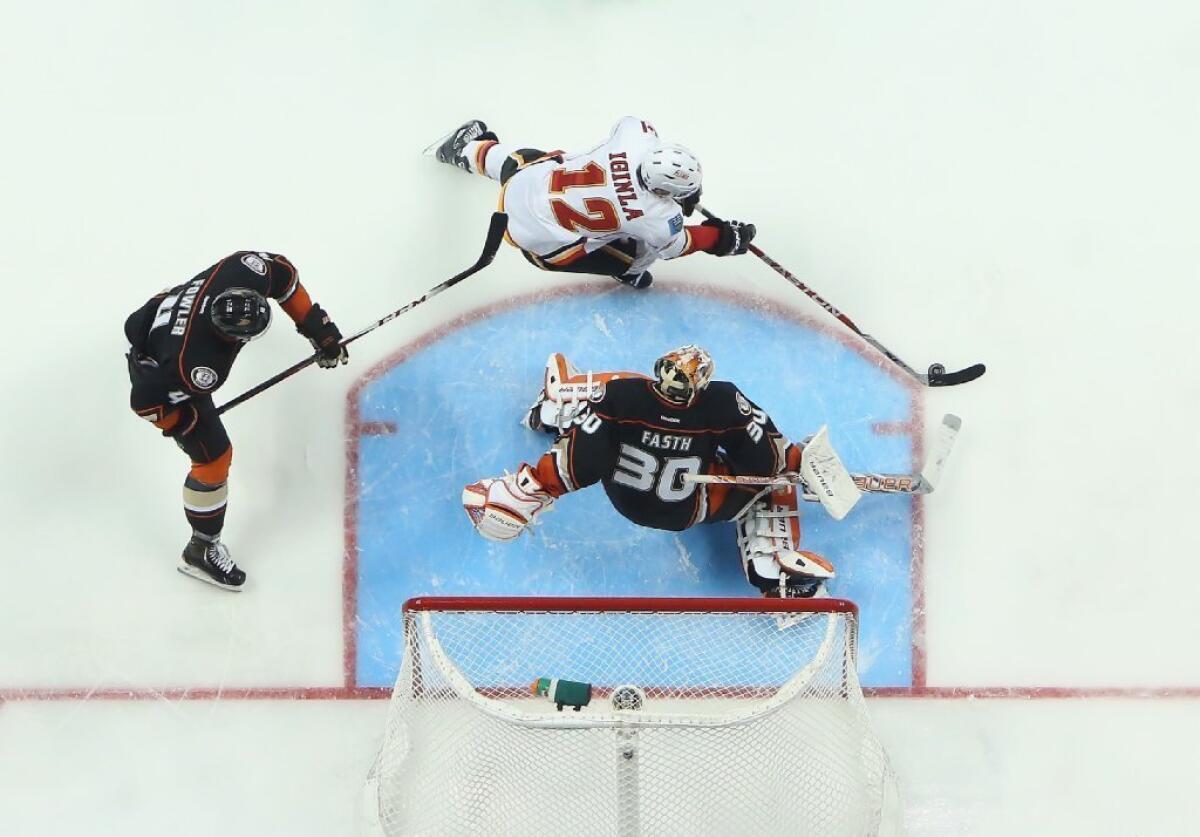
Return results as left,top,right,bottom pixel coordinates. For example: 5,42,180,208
736,485,835,613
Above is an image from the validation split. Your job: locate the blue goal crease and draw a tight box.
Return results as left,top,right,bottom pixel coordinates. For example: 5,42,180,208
351,289,916,689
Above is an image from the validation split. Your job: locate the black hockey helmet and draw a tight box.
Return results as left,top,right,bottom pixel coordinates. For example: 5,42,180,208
210,287,271,342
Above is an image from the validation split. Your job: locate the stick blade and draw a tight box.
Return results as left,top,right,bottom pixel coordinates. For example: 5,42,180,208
928,363,986,387
918,414,962,491
481,212,508,264
800,426,862,520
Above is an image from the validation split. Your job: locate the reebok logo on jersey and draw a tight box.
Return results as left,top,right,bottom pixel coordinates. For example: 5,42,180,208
668,214,684,235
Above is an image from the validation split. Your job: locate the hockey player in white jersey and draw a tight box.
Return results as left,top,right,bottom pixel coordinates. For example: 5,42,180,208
430,118,757,289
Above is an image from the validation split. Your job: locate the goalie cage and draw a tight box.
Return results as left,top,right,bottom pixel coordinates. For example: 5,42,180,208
363,597,899,837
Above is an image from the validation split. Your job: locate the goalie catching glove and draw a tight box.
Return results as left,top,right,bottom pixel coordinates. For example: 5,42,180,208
462,464,557,542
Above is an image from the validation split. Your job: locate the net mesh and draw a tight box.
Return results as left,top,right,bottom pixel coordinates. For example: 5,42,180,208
366,599,896,837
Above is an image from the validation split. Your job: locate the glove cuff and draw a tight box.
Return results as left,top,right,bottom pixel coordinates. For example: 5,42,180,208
297,302,327,338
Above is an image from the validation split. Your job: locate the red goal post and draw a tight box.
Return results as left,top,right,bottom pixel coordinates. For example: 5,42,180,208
366,595,897,837
404,594,861,613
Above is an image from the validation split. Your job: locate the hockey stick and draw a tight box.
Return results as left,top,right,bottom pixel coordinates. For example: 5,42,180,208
698,207,985,387
216,212,509,415
685,414,962,497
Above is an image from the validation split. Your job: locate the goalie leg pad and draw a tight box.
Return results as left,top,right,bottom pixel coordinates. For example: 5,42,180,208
521,353,647,434
735,485,835,597
462,464,556,542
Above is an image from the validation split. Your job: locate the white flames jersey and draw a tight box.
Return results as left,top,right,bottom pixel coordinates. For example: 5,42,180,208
501,117,692,272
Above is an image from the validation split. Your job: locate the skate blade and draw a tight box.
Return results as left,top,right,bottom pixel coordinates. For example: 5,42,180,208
177,563,244,592
774,584,831,629
422,128,455,157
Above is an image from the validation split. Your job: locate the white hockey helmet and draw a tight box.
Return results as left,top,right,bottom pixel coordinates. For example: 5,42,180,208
639,143,702,201
653,345,715,406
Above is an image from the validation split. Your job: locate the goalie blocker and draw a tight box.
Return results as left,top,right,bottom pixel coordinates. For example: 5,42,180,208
463,348,844,598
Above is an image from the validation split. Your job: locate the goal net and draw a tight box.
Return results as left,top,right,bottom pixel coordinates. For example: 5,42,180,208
364,596,897,837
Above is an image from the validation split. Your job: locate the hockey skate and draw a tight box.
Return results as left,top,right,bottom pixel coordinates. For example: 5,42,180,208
424,120,496,171
179,535,246,591
614,269,652,290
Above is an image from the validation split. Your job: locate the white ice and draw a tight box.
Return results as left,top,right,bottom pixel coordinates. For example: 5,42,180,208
2,0,1199,834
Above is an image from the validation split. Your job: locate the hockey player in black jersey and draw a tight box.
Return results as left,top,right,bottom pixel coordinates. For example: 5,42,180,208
124,251,348,591
462,347,836,598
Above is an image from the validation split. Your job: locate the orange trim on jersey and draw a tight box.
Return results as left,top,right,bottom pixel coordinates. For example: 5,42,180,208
190,446,233,485
565,429,582,491
531,453,567,497
273,255,299,299
784,442,803,471
154,409,181,432
703,461,734,519
475,139,498,175
497,183,521,251
281,283,313,324
543,243,587,266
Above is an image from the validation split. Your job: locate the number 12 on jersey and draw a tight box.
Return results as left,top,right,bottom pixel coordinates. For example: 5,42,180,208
548,162,620,234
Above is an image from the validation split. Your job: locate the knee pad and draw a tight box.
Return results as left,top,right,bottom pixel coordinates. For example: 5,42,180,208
523,353,646,433
189,445,233,485
736,486,836,597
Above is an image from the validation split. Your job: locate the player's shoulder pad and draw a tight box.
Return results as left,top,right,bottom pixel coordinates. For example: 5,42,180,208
611,115,656,138
704,380,759,421
232,251,272,277
590,376,645,413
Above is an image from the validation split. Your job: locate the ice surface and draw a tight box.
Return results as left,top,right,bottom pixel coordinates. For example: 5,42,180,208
2,0,1199,834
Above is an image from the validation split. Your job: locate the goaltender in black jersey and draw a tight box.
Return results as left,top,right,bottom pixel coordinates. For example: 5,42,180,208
124,251,348,591
462,347,837,598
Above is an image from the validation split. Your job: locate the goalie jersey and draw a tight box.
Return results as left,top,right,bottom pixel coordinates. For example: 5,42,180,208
541,377,791,531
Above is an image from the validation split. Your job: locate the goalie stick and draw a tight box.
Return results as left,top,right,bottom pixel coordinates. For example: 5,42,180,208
698,207,985,388
685,414,962,498
217,212,509,415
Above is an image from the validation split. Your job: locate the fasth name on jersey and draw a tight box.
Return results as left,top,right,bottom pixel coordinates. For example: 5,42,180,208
641,430,692,451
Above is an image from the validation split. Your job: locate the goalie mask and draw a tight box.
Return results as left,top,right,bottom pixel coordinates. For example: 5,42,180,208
653,345,714,406
210,287,271,342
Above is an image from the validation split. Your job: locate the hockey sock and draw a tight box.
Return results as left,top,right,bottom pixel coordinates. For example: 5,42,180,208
183,475,227,537
463,139,513,180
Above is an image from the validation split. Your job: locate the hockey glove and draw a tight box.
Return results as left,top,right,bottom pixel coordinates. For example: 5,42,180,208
703,218,757,256
462,464,556,542
298,303,348,368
